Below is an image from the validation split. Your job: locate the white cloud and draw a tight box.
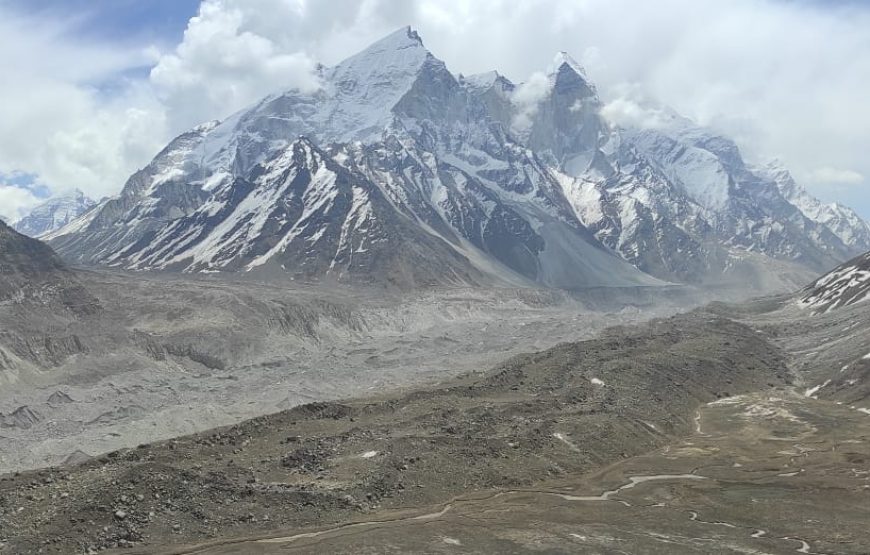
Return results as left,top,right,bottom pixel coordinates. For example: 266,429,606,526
600,98,669,130
0,8,169,200
0,186,41,222
511,72,550,131
806,167,864,186
149,0,322,132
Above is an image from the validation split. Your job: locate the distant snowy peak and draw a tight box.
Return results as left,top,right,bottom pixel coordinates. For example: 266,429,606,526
615,117,868,264
760,162,870,250
800,251,870,313
13,189,96,238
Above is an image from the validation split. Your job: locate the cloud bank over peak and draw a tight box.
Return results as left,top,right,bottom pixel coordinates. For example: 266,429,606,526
149,0,322,132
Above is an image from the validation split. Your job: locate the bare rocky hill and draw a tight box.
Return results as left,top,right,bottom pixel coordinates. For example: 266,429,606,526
0,220,93,309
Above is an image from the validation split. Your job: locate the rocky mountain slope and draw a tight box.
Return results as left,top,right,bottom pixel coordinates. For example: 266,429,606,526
12,189,96,238
47,27,869,290
112,138,494,288
0,220,65,297
0,219,94,310
798,250,870,313
695,260,870,451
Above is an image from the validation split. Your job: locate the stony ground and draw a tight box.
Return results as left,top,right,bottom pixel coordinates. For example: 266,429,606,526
0,312,791,554
182,392,870,554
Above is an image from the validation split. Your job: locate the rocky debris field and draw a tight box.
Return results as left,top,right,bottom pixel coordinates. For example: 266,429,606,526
185,392,870,555
0,311,790,554
0,267,713,475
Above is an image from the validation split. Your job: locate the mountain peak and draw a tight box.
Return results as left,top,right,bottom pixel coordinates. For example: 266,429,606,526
405,26,424,46
386,25,424,47
550,51,587,79
546,51,596,100
338,26,428,68
12,189,96,238
327,26,434,95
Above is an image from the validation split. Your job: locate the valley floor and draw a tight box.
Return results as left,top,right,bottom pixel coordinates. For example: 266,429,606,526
2,273,869,554
0,270,701,474
0,309,800,553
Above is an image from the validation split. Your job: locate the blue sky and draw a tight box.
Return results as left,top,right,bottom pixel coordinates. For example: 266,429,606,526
5,0,200,43
0,0,868,222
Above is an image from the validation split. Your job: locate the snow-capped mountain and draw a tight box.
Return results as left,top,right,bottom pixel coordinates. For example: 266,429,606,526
12,189,96,238
760,162,870,250
562,110,865,283
47,27,870,290
47,124,216,262
799,250,870,313
109,137,496,288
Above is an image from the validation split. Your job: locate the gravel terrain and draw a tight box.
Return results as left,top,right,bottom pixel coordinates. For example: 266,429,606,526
182,392,870,554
